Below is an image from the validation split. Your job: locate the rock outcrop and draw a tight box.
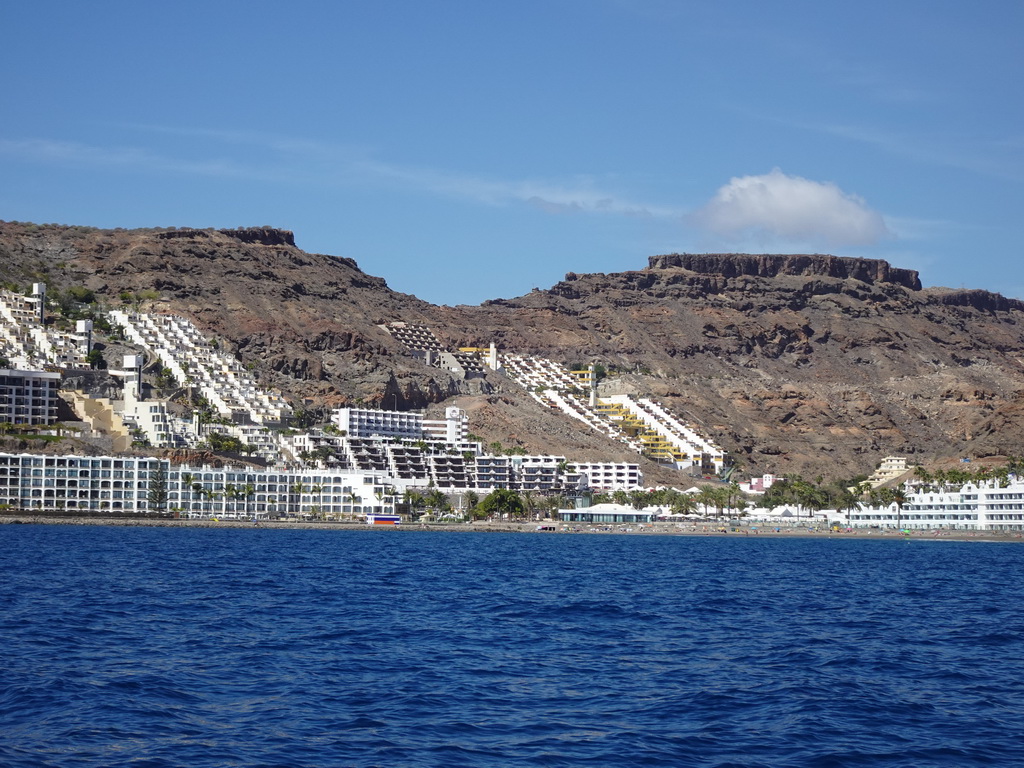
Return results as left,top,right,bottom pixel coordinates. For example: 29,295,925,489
648,252,922,290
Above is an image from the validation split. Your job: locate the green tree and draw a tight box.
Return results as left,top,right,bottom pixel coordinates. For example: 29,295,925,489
694,486,723,518
546,494,568,518
207,432,243,453
147,461,168,514
425,488,450,514
628,489,652,510
86,348,106,369
67,285,96,304
346,491,363,520
478,489,524,520
792,478,828,523
835,487,861,528
402,490,424,519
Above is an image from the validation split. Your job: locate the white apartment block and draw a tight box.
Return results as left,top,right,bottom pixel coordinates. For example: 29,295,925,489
332,406,468,445
115,357,197,449
508,455,572,493
0,451,393,520
0,369,61,425
850,476,1024,531
333,407,424,439
568,461,643,491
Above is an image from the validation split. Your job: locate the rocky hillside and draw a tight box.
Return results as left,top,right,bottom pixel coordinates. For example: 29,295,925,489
0,222,471,411
4,220,1024,481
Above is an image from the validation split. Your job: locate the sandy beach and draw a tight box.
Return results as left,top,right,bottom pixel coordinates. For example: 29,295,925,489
2,514,1021,542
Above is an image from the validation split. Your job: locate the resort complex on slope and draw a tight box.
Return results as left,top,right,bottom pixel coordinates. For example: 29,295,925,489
1,286,658,514
7,281,1024,532
382,321,725,473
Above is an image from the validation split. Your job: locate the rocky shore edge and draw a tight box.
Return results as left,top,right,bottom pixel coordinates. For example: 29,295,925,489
1,515,1022,542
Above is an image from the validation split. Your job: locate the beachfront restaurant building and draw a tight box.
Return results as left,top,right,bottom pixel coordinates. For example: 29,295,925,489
557,502,656,525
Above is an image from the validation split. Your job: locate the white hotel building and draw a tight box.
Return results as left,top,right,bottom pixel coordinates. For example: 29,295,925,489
332,406,469,444
0,452,393,519
0,369,61,426
568,461,643,492
850,476,1024,532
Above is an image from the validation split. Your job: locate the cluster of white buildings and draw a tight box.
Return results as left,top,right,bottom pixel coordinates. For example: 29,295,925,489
109,310,291,425
285,405,643,495
7,282,1024,532
381,322,725,474
0,284,94,371
0,288,648,515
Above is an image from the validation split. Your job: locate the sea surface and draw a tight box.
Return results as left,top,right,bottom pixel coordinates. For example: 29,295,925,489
2,526,1023,768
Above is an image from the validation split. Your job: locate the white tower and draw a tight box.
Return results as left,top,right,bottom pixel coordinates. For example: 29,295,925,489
123,355,143,406
75,319,94,356
31,283,46,323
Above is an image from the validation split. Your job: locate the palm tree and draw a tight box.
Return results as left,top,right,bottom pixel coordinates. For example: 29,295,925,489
224,483,239,515
383,486,399,514
726,482,744,516
521,490,537,519
873,487,895,526
628,489,651,510
290,481,308,518
346,491,362,520
785,477,826,524
311,483,325,520
694,486,720,518
836,487,861,528
243,483,256,518
180,472,196,513
192,482,207,514
890,487,909,530
425,488,450,516
670,493,699,516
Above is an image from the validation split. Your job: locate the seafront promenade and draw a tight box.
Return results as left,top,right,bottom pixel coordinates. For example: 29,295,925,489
3,515,1021,542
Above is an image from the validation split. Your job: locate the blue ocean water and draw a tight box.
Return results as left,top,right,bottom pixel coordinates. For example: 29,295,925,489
1,527,1023,768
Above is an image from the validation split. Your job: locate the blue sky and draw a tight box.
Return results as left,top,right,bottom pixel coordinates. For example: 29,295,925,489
2,1,1021,306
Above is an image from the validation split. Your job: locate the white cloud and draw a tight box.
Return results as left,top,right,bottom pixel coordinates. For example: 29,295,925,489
692,169,891,247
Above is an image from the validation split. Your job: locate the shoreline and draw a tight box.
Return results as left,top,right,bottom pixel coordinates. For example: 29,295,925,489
1,515,1022,542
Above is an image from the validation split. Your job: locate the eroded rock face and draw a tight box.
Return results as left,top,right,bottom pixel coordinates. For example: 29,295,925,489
437,253,1024,478
647,252,922,290
4,221,1024,480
